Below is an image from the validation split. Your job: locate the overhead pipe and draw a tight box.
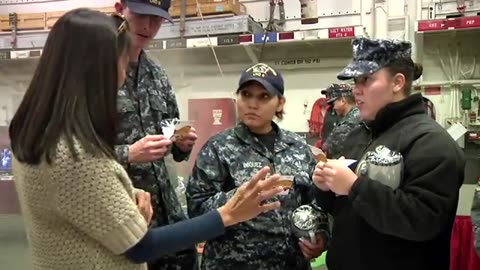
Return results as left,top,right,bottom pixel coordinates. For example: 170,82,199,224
9,13,17,49
416,0,422,24
374,1,390,38
265,0,276,31
457,0,466,13
299,0,318,24
416,80,480,87
361,0,376,38
179,0,186,38
371,0,376,38
278,0,286,26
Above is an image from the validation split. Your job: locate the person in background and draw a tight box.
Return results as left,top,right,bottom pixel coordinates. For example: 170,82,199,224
113,1,198,268
472,180,480,256
313,87,339,151
322,84,360,159
187,63,329,270
9,9,283,270
313,37,465,270
320,87,340,142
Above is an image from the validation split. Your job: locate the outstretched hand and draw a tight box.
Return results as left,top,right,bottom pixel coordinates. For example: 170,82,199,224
218,166,283,227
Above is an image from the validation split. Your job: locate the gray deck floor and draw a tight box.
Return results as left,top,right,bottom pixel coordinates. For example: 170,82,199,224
0,215,31,270
0,215,327,270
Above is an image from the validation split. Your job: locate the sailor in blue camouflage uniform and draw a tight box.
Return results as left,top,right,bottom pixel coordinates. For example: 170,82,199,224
114,1,198,269
313,37,465,270
322,84,360,159
472,180,480,256
320,87,340,142
186,63,329,270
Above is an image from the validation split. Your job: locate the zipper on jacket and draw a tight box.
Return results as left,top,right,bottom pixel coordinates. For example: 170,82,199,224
364,132,373,152
363,124,374,153
268,157,291,249
268,158,275,174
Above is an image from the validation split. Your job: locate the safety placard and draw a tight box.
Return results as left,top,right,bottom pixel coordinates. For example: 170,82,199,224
253,32,277,43
328,27,355,38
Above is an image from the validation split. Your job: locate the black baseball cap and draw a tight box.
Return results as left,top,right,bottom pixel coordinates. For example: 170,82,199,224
124,0,173,23
237,63,284,96
321,88,331,96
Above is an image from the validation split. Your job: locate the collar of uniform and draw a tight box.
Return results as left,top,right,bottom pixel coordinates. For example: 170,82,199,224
127,50,154,73
127,51,146,73
365,93,426,136
138,50,154,73
337,106,359,125
333,107,358,126
345,106,359,120
234,122,296,147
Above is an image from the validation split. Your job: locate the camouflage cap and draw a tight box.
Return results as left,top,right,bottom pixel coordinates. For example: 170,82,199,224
337,37,412,80
326,83,352,104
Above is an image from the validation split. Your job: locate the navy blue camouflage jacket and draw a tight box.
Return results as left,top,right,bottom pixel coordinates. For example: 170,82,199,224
186,122,328,270
324,106,361,158
115,51,189,228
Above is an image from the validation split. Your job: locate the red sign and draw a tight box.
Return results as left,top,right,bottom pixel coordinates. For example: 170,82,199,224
328,27,355,39
417,19,445,31
424,86,441,95
418,16,480,32
457,16,480,29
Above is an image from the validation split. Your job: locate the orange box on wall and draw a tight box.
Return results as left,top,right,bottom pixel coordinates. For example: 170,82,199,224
170,5,198,18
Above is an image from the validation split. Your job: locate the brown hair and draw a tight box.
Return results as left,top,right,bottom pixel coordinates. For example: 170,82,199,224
384,58,423,95
9,8,130,165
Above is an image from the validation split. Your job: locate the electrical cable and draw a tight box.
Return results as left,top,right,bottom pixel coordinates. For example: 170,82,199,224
194,0,224,76
258,0,276,63
191,0,277,72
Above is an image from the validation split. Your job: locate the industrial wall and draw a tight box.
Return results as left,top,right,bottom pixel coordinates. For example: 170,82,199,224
0,0,479,207
1,0,479,131
0,2,479,269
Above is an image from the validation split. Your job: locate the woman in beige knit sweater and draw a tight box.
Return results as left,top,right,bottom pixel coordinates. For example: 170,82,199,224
9,8,283,270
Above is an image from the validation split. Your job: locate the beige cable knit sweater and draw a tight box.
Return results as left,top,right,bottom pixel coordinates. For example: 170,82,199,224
13,138,148,270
